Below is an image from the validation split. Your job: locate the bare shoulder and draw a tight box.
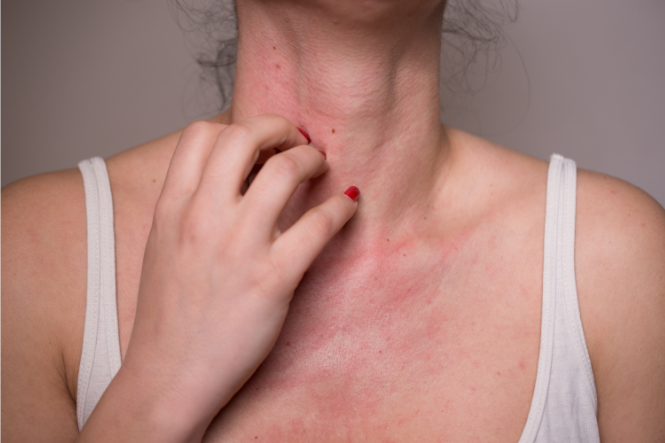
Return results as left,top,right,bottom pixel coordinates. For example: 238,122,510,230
2,170,88,300
575,170,665,441
2,169,88,357
2,169,87,441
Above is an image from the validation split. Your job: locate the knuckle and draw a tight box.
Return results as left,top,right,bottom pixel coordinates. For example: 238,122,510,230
271,115,293,132
182,120,217,138
267,154,301,180
306,207,335,239
222,122,254,145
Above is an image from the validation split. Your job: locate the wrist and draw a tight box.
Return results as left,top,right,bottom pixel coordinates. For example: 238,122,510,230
79,364,209,443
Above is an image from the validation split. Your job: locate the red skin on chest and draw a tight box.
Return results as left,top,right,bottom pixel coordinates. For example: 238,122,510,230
204,226,542,442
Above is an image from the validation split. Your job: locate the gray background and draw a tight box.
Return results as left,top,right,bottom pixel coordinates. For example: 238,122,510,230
2,0,664,207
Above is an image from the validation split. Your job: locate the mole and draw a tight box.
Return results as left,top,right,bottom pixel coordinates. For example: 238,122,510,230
332,128,335,133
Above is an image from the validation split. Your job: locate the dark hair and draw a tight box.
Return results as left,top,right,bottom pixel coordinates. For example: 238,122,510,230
172,0,518,111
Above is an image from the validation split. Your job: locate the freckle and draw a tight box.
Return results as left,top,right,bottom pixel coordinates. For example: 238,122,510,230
641,223,646,228
387,238,389,242
332,128,335,133
424,216,427,220
275,63,281,69
379,350,382,354
152,179,156,183
403,254,406,256
272,46,276,50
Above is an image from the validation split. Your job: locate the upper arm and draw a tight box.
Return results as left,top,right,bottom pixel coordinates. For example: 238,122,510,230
2,171,87,442
576,170,665,442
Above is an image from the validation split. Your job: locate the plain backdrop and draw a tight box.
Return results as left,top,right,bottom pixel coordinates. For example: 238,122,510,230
2,0,664,207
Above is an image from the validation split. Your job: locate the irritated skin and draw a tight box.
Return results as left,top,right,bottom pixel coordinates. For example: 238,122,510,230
203,206,545,441
2,0,665,442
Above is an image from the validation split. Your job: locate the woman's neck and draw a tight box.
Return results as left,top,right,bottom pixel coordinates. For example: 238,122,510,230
228,0,451,242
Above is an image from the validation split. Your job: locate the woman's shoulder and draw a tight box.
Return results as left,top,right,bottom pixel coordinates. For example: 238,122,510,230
480,137,665,437
493,140,665,438
1,131,179,439
574,170,665,439
2,169,88,314
574,167,665,327
2,169,87,439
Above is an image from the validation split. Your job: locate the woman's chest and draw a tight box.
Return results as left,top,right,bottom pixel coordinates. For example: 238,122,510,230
113,205,545,442
197,239,543,442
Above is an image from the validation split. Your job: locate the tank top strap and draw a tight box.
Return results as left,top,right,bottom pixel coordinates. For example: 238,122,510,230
518,154,600,443
76,157,122,431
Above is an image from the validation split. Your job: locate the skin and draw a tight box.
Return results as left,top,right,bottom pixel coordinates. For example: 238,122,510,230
2,0,665,442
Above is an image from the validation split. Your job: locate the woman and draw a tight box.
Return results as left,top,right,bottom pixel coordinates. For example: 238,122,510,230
3,0,664,442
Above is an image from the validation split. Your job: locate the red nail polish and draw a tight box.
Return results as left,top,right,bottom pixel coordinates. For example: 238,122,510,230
317,150,327,160
298,128,312,144
344,186,360,202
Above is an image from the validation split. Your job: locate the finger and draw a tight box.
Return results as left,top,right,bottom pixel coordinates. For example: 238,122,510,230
161,121,226,201
240,145,328,234
271,189,359,283
196,115,310,204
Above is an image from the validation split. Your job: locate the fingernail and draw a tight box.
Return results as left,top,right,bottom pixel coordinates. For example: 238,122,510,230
297,128,312,144
344,186,360,202
317,150,327,160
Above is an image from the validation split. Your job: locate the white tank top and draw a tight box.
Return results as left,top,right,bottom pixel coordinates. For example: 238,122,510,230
76,154,601,441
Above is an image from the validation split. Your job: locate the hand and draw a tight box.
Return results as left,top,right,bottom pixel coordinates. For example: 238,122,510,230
88,115,358,442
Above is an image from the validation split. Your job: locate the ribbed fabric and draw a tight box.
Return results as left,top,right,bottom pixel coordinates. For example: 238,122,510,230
76,157,122,431
520,154,600,443
75,155,600,440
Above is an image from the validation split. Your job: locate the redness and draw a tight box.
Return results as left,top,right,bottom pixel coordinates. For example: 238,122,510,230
213,219,542,440
249,229,474,394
